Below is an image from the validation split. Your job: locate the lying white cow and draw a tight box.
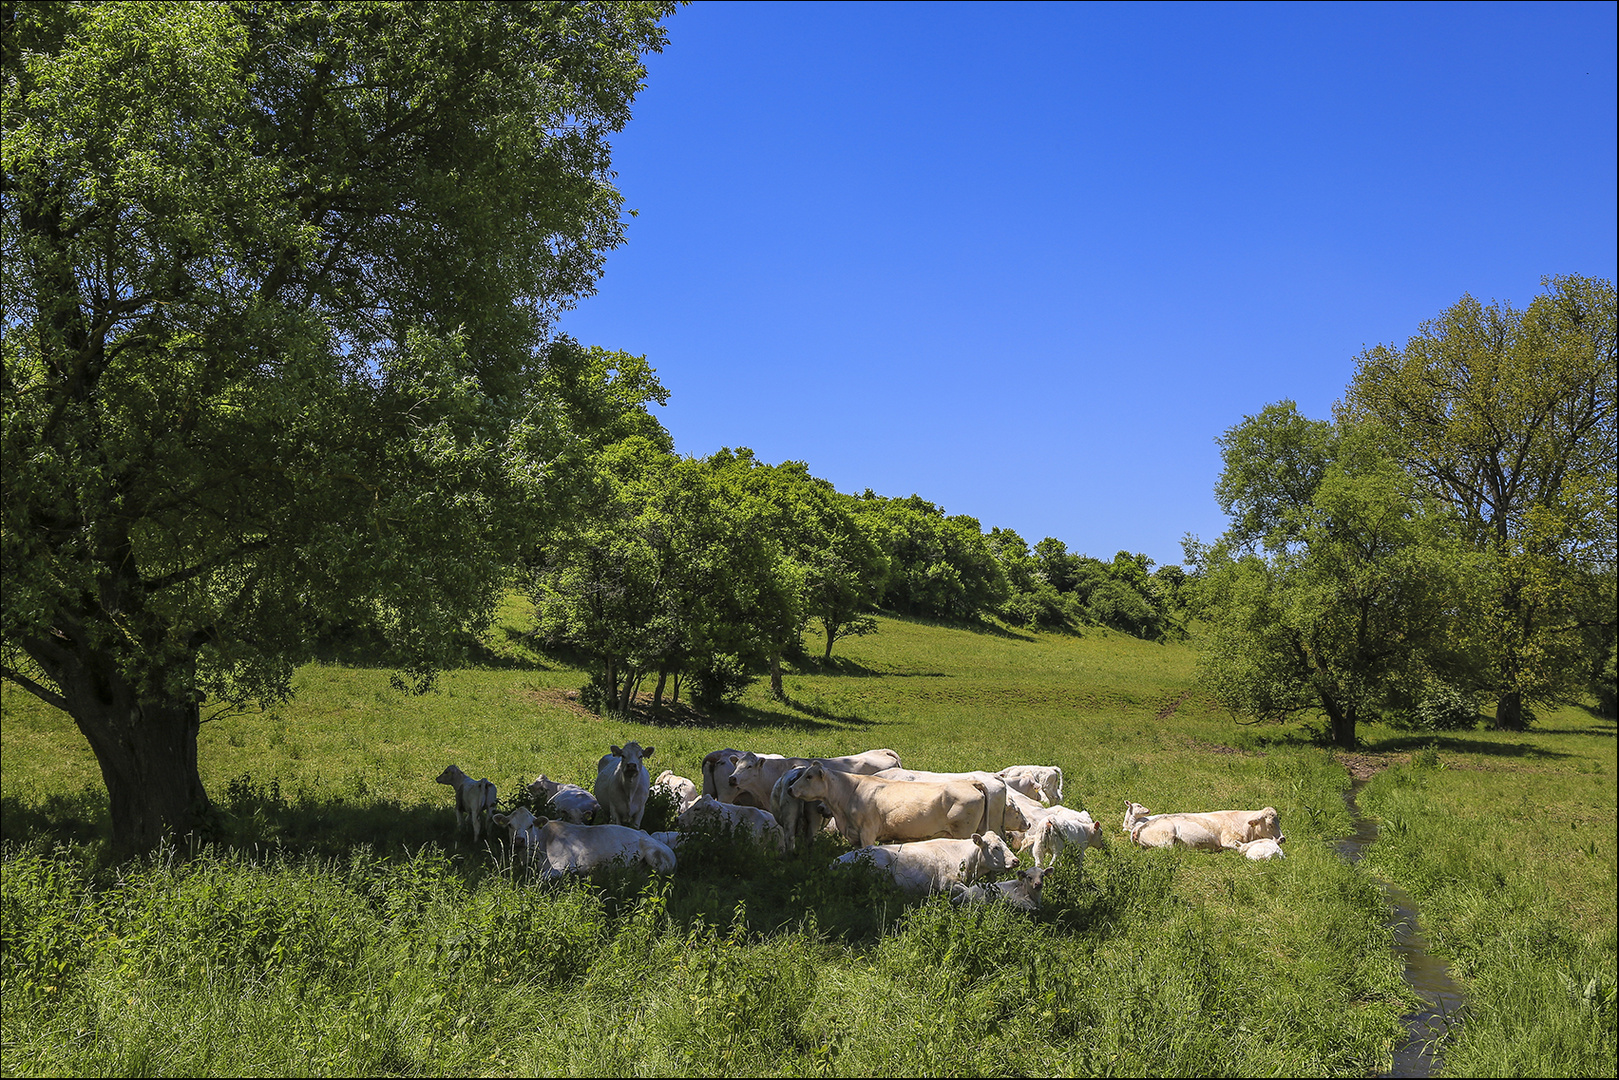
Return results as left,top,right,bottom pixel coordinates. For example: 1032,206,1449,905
677,796,785,851
835,832,1018,895
790,763,987,848
1029,808,1104,868
998,765,1063,806
596,742,653,828
1124,802,1282,851
874,767,1009,838
950,865,1045,911
492,806,677,877
727,748,903,808
436,764,498,844
1234,836,1286,860
528,774,599,824
770,765,826,854
653,770,701,814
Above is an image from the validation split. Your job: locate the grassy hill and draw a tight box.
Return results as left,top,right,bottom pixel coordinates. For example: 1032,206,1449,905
3,604,1613,1075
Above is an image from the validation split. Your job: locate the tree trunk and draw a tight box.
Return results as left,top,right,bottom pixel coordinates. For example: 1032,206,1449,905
1494,690,1527,731
652,668,668,710
23,641,209,857
1318,693,1356,749
822,622,836,663
768,652,785,701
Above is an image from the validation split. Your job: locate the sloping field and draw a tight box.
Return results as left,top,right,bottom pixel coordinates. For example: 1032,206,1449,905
3,608,1613,1076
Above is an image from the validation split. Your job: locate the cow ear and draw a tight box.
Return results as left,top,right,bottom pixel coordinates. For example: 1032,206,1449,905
535,816,550,827
493,813,510,826
972,832,984,844
611,745,623,757
644,746,654,759
727,754,739,766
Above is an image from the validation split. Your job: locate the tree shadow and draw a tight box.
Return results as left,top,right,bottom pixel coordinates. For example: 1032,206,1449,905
880,611,1038,642
794,655,949,679
1366,733,1577,761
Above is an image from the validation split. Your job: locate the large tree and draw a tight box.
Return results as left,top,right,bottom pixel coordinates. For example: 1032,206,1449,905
1340,276,1617,729
1193,403,1470,748
1,1,675,854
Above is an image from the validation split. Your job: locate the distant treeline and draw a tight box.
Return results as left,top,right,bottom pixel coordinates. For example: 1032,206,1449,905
523,370,1184,714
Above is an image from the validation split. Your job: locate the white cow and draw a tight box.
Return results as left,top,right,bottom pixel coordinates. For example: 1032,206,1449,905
770,765,826,854
835,832,1018,896
436,764,498,844
528,774,599,824
1028,808,1103,868
1124,801,1281,851
790,763,988,848
1234,836,1286,860
998,765,1063,806
727,748,903,808
874,767,1009,838
492,807,677,877
595,742,654,828
677,796,786,851
653,770,702,814
950,865,1045,911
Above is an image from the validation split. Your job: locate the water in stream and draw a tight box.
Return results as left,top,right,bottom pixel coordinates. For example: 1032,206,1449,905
1337,778,1468,1078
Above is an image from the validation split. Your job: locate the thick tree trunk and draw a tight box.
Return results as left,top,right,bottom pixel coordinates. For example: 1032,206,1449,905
24,641,209,857
1318,693,1356,749
653,668,668,710
1493,690,1527,731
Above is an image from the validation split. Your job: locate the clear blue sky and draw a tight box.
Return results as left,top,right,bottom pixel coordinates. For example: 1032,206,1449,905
556,1,1618,568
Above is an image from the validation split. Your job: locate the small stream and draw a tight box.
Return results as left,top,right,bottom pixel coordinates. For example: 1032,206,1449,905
1336,778,1467,1078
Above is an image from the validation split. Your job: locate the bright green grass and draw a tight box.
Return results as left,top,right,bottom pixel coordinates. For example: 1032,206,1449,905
3,606,1613,1076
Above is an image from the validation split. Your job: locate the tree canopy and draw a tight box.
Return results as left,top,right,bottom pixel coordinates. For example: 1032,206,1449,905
1,0,677,853
1340,275,1617,729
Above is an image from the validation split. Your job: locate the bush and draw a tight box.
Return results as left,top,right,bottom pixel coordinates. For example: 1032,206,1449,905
690,653,754,707
1385,683,1480,731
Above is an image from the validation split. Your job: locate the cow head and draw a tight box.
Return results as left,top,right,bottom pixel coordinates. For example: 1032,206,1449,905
436,764,466,787
1122,802,1151,833
788,762,827,801
970,831,1018,876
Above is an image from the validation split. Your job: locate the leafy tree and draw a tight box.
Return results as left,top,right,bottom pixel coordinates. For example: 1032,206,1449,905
1340,276,1618,729
705,451,887,675
858,495,1007,621
1193,405,1470,747
531,441,797,714
1,1,676,853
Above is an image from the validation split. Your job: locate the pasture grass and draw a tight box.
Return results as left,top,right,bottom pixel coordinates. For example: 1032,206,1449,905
3,605,1614,1076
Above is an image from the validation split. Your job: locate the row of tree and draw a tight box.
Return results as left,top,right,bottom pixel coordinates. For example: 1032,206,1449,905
526,426,1189,716
1190,276,1617,747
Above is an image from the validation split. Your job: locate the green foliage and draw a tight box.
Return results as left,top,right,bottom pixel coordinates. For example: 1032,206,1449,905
1387,685,1481,733
0,0,680,852
1342,275,1618,728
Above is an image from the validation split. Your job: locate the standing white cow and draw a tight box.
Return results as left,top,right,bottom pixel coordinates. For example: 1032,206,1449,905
595,742,654,828
790,763,988,848
998,765,1063,806
770,765,827,853
874,767,1009,839
1028,809,1103,868
727,749,903,808
436,764,498,844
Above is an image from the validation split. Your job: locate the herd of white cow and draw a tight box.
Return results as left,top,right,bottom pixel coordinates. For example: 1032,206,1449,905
436,743,1285,912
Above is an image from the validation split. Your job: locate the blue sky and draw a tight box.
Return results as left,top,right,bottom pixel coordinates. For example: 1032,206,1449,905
556,1,1618,567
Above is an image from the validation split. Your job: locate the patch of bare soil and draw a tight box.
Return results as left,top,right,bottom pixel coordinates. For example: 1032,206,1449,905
1155,690,1194,722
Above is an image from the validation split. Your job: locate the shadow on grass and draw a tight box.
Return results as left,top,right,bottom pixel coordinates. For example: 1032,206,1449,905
1362,733,1579,761
790,654,949,679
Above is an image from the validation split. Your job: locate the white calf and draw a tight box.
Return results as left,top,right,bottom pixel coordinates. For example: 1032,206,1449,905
436,764,498,844
1234,836,1286,860
1029,808,1104,868
950,865,1045,911
770,765,826,854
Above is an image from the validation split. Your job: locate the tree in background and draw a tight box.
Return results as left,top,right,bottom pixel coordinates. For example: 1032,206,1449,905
1192,403,1471,748
858,495,1007,622
1,1,676,853
1341,276,1617,730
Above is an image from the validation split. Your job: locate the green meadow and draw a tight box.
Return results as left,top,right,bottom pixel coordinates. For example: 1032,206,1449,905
3,605,1614,1077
